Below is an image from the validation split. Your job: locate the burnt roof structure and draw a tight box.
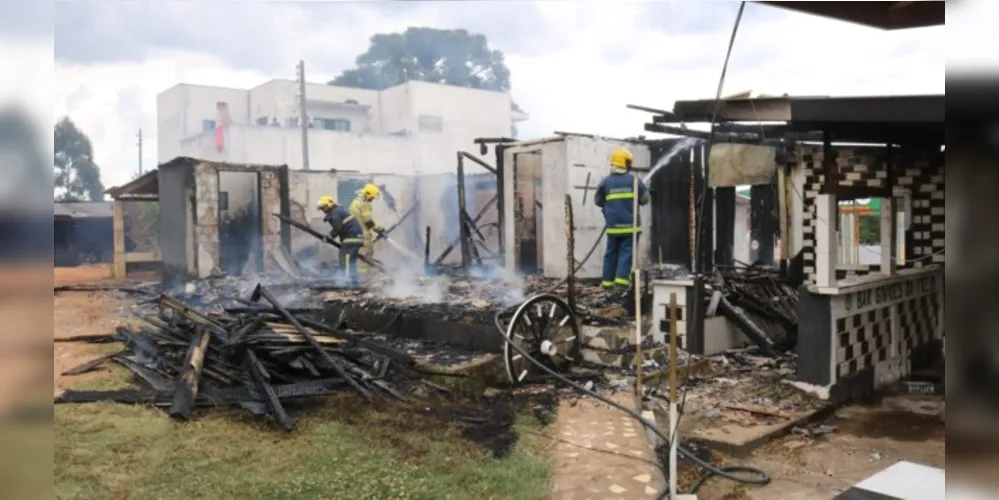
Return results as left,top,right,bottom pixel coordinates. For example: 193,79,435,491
757,1,945,31
649,94,945,145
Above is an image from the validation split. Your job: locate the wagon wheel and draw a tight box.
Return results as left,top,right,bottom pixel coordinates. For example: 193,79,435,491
502,294,581,385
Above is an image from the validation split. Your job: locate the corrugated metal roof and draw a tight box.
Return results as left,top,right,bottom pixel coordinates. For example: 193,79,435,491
54,201,113,219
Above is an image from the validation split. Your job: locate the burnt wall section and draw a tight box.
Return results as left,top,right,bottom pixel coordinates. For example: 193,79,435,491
159,160,195,286
714,187,736,266
796,288,833,386
796,145,945,284
749,183,777,265
323,302,502,352
649,140,702,270
192,161,286,278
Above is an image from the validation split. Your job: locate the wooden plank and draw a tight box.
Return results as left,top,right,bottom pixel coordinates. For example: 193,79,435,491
113,200,126,277
124,251,160,263
169,328,212,420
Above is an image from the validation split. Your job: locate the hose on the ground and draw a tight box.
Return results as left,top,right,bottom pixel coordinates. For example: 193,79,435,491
493,304,770,497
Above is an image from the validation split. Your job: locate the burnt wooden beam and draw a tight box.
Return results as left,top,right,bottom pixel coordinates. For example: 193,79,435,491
457,152,473,270
246,349,293,432
432,195,498,265
169,325,212,420
250,284,373,402
458,151,498,175
565,194,577,313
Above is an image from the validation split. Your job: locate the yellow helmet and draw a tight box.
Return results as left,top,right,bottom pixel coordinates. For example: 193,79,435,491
610,147,634,169
361,183,380,200
317,195,335,211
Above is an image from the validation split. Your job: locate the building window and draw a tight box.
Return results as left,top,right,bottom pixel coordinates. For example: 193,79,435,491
317,118,351,132
337,179,366,204
219,191,229,211
418,115,443,132
202,119,216,132
255,117,268,126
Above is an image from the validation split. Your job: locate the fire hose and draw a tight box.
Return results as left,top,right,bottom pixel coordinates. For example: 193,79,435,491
492,302,770,497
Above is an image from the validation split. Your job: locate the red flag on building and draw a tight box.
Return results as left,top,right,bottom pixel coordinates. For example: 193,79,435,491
214,101,232,152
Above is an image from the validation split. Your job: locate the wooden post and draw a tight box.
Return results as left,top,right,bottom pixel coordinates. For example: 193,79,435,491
112,199,126,278
564,195,576,312
632,174,643,396
456,152,472,270
668,292,679,498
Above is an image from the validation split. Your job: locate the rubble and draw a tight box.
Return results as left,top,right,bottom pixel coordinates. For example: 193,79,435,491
55,284,438,432
711,264,799,353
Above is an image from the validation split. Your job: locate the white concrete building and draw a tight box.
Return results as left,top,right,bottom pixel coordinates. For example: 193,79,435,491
157,79,529,175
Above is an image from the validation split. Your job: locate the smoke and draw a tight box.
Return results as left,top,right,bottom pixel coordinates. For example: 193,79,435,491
380,260,446,304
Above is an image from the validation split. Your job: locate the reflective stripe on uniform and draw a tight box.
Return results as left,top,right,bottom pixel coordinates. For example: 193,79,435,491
606,226,642,235
601,281,616,288
605,192,635,201
341,237,364,244
343,215,355,224
614,277,630,286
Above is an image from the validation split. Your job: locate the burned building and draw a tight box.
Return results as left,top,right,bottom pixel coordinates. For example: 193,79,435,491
636,93,945,403
54,201,114,266
104,156,500,284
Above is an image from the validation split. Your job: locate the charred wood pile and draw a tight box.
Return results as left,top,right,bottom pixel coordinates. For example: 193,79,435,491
55,284,444,432
711,264,799,356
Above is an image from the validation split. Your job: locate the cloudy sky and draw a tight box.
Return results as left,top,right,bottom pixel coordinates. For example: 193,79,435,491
54,1,951,189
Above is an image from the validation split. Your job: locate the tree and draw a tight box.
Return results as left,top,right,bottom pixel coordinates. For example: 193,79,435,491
330,27,513,92
54,116,105,202
858,215,881,245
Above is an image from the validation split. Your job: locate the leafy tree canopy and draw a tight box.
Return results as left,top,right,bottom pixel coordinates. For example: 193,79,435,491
330,27,513,93
54,116,105,202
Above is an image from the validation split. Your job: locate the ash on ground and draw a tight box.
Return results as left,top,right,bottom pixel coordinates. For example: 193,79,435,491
660,348,823,429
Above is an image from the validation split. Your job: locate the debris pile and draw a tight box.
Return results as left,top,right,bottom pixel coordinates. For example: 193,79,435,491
712,264,799,355
56,284,442,432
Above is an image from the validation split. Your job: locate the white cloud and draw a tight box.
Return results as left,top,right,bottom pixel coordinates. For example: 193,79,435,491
54,52,270,188
54,2,945,190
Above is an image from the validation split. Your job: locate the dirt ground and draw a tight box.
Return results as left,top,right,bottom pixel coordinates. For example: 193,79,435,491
53,266,143,391
692,393,945,499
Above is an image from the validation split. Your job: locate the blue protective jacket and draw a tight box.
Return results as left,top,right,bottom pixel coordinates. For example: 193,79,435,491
323,205,364,244
594,170,650,235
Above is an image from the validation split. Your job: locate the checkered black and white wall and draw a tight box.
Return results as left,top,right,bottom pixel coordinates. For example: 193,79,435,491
794,146,945,285
826,270,944,395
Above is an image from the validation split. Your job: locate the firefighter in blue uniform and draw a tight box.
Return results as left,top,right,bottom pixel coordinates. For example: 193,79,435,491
316,195,365,285
594,147,650,293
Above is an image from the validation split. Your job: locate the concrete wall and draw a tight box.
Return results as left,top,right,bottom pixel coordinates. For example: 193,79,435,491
159,80,520,175
285,169,497,269
502,136,652,279
157,84,251,164
797,268,943,402
191,161,284,278
157,162,194,286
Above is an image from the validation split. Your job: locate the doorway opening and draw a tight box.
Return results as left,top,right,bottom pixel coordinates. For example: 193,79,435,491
218,171,264,275
513,151,544,274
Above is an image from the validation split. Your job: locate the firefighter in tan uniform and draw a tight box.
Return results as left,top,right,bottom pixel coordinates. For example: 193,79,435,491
349,184,384,276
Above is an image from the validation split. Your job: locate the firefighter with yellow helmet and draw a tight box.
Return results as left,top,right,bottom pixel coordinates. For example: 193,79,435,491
349,183,385,276
316,195,365,285
594,146,650,293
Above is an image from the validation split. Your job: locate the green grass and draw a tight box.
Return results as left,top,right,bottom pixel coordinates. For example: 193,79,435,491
55,364,551,500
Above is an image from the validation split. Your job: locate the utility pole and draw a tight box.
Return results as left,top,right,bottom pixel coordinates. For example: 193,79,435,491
136,129,143,175
297,60,310,170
